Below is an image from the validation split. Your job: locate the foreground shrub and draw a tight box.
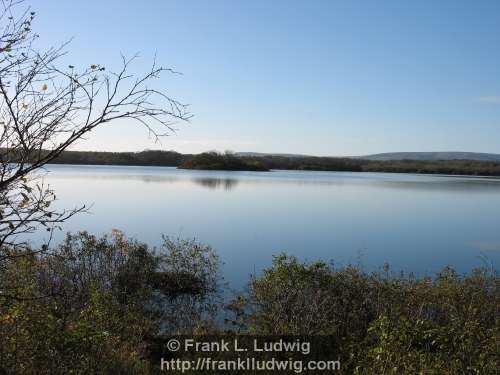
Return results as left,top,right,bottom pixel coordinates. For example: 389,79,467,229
230,255,499,374
0,231,222,374
1,236,498,374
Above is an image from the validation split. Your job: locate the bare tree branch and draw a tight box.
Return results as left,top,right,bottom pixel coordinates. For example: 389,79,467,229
0,0,190,254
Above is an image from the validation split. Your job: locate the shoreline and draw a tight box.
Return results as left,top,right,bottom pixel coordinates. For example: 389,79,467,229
43,162,500,179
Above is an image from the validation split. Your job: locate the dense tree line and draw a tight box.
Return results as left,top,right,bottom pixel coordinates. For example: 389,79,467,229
178,152,269,171
362,159,500,176
44,149,500,176
50,150,187,167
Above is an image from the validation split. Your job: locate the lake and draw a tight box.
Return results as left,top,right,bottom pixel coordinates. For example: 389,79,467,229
34,164,500,287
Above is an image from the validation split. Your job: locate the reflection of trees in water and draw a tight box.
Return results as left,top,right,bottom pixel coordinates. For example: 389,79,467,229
50,173,239,190
48,167,500,193
192,177,238,191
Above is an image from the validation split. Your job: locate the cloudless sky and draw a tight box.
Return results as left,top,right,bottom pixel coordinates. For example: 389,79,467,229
31,0,500,155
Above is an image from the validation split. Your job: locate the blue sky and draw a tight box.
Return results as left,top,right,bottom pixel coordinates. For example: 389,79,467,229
32,0,500,156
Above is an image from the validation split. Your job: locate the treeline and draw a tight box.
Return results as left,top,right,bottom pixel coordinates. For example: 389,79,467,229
242,155,500,175
27,149,500,176
178,152,269,171
0,231,498,373
50,149,187,166
242,154,363,172
362,159,500,176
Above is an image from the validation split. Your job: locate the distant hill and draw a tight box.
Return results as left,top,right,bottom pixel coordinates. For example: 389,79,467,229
238,151,500,162
356,152,500,162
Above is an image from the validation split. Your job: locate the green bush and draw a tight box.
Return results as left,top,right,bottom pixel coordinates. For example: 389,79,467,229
0,231,222,374
229,255,499,374
1,237,498,373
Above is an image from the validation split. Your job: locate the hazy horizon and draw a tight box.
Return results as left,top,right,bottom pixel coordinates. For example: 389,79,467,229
33,0,500,155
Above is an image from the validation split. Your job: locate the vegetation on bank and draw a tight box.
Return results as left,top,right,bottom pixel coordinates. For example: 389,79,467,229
36,149,186,167
0,231,222,374
43,149,500,176
1,231,498,373
362,159,500,176
178,152,269,171
230,255,499,374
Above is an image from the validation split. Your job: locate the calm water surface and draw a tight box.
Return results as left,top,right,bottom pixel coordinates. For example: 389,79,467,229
35,164,500,287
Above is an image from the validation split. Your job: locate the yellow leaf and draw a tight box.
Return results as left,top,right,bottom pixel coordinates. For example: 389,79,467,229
42,84,47,91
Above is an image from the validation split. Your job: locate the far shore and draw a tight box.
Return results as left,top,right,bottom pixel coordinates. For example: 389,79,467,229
40,149,500,177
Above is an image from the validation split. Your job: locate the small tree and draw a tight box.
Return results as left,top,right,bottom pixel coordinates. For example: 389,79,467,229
0,0,190,254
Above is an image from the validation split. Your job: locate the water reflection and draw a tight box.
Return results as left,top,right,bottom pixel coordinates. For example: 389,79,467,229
192,177,238,191
42,165,500,194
